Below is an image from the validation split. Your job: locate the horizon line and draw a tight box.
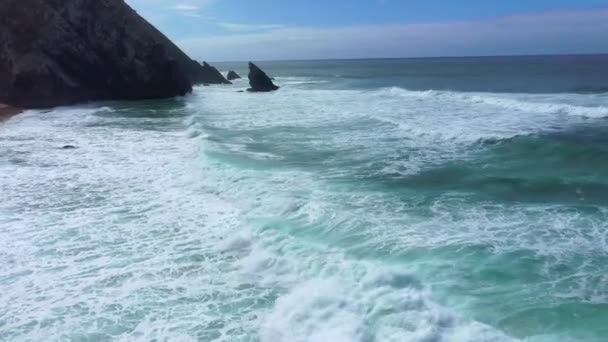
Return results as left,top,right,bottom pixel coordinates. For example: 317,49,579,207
207,52,608,64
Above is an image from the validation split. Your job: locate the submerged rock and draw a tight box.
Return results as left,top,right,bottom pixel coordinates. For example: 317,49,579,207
247,62,279,92
227,70,242,81
0,0,213,109
200,62,231,85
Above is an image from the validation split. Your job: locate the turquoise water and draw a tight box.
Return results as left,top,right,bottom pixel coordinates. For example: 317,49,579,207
2,56,608,341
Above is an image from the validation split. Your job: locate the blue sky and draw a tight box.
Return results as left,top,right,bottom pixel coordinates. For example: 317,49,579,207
126,0,608,61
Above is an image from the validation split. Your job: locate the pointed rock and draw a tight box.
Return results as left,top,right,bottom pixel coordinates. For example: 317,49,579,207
199,62,231,85
227,70,242,81
247,62,279,92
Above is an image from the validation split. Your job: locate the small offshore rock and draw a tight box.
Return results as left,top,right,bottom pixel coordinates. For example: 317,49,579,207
227,70,242,81
247,62,279,92
200,62,231,84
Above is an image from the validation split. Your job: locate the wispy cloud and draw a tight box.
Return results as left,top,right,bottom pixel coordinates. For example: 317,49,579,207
169,3,202,17
177,8,608,61
172,4,200,11
218,22,285,32
128,0,215,10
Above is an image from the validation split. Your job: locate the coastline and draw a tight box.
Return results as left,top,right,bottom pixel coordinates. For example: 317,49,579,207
0,103,22,122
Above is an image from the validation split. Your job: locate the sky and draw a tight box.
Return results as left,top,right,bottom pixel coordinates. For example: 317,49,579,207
126,0,608,61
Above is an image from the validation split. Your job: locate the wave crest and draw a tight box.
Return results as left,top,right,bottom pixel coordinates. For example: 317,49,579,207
381,87,608,118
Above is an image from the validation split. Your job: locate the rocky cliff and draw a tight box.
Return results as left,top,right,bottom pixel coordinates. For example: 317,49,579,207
0,0,212,108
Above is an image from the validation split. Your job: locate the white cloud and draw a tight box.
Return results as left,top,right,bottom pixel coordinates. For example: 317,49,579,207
128,0,215,8
169,3,208,17
176,8,608,61
183,12,202,18
218,22,285,32
127,0,216,18
172,4,200,11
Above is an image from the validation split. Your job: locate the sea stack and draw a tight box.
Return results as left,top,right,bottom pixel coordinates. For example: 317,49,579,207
247,62,279,92
199,62,232,84
0,0,213,109
227,70,242,81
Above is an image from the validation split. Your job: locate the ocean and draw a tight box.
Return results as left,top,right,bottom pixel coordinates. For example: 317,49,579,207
1,55,608,341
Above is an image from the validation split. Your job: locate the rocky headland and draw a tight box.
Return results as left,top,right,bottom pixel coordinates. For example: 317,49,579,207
0,0,227,109
0,0,280,117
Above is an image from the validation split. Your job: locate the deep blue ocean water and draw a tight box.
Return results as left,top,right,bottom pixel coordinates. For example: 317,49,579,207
2,55,608,341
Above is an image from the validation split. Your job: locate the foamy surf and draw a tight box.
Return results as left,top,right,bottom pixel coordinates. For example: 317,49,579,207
3,57,608,341
382,87,608,118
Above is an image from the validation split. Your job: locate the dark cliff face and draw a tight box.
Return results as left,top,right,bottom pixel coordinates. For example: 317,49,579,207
0,0,212,108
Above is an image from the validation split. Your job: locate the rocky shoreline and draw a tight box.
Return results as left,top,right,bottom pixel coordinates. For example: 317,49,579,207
0,0,279,115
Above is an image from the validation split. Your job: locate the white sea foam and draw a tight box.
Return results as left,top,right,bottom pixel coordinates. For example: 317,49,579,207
382,87,608,118
274,76,330,86
2,81,607,341
0,105,247,340
194,83,608,339
258,268,513,342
